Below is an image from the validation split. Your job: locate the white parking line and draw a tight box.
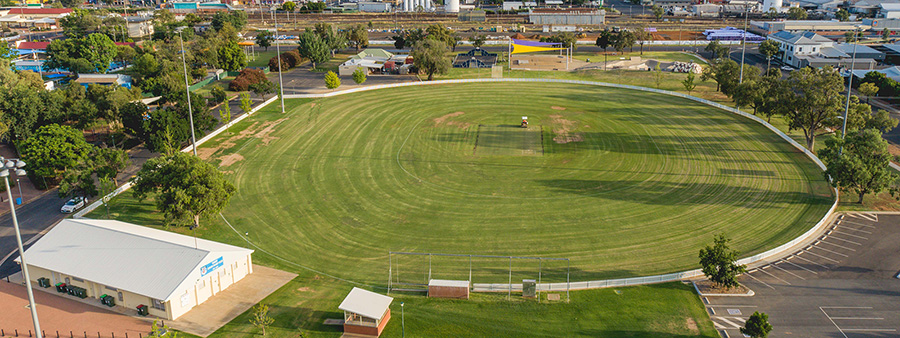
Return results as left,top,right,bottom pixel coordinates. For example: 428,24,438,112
802,249,841,263
823,236,863,246
840,220,876,228
820,307,873,309
705,305,759,307
831,230,869,240
820,307,849,338
771,263,806,280
743,273,776,290
781,259,819,274
756,267,792,285
791,253,831,269
817,240,858,252
829,317,884,320
810,245,851,257
841,329,897,332
835,226,873,234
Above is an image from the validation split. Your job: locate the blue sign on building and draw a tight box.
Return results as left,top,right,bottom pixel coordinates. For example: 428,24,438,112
200,256,224,277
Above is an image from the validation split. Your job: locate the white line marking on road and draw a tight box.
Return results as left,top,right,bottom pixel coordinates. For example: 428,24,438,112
714,322,726,329
820,307,873,309
829,317,884,320
771,263,806,280
840,220,876,228
817,240,858,252
705,305,759,307
716,317,743,328
756,267,792,285
820,307,848,338
802,250,841,263
791,253,831,269
744,273,776,290
824,235,863,246
782,259,819,274
810,245,851,257
835,226,873,234
840,329,897,332
831,230,868,240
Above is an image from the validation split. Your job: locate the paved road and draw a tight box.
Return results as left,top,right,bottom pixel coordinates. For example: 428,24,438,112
703,213,900,337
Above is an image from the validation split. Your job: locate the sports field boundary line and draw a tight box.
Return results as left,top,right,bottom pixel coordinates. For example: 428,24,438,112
73,78,838,292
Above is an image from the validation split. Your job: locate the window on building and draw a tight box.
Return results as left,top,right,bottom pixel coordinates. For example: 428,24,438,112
151,298,166,311
105,286,118,291
118,291,123,302
799,47,803,52
72,277,84,283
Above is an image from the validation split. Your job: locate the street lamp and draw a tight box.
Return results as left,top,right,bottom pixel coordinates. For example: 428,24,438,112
840,27,860,155
1,158,42,338
400,302,405,338
178,31,198,156
273,8,285,113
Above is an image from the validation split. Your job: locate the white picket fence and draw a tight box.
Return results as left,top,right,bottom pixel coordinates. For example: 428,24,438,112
77,78,838,291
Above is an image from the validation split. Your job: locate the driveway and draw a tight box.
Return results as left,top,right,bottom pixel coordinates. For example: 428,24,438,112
703,213,900,337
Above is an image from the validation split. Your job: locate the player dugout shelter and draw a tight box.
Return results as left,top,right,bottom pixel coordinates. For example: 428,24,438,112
17,219,254,320
339,287,393,337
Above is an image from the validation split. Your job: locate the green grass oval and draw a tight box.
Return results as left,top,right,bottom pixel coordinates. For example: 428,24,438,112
214,82,833,285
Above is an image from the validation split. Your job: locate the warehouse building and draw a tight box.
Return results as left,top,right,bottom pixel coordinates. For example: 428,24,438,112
528,8,605,25
16,219,254,320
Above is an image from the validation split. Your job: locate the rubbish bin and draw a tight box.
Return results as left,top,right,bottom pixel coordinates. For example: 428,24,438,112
56,283,67,293
137,305,148,316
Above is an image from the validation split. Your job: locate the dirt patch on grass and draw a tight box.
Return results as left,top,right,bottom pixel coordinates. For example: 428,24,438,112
551,106,566,110
685,318,699,333
254,118,288,146
199,118,288,167
218,153,245,167
433,112,470,129
550,114,584,144
297,287,311,292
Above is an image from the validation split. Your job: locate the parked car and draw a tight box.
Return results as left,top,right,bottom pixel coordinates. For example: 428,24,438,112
60,196,87,213
781,65,793,71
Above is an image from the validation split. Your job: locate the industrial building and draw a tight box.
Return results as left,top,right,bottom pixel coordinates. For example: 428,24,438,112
750,20,871,35
358,2,392,12
16,219,254,320
528,8,605,25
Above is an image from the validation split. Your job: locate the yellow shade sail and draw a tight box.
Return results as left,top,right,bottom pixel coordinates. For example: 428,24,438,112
511,44,566,54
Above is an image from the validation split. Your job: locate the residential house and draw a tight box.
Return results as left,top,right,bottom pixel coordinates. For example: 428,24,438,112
768,30,880,69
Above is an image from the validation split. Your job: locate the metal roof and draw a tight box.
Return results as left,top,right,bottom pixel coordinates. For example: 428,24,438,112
338,287,393,320
429,279,470,288
19,219,253,302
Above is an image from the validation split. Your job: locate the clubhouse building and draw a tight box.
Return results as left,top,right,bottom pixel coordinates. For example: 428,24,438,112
16,219,254,320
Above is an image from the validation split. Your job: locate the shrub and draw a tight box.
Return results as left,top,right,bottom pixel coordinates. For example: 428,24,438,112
267,50,303,72
268,56,290,72
229,68,267,91
210,85,226,104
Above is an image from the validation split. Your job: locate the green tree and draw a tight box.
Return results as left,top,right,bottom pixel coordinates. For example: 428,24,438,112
782,66,845,151
411,38,450,81
324,71,341,90
239,92,253,113
94,147,130,185
99,176,115,219
281,1,296,11
297,31,330,69
0,84,60,141
596,29,612,69
654,63,662,88
210,85,227,104
682,72,696,95
348,24,369,52
633,28,652,55
46,33,117,74
249,303,275,336
701,58,740,94
352,68,367,85
132,152,237,227
59,162,98,199
540,32,577,52
835,8,850,21
218,40,248,72
220,99,232,124
698,234,747,289
60,0,81,8
315,23,348,56
20,124,93,187
884,28,892,41
250,80,277,98
652,5,664,21
59,8,100,37
256,30,274,51
705,39,730,59
0,41,14,61
613,30,634,53
859,82,879,103
758,40,779,71
211,11,247,31
741,312,773,338
116,45,136,63
471,34,486,49
788,7,807,20
821,129,898,203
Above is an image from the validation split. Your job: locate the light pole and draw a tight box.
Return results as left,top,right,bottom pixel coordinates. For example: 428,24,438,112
400,302,405,338
2,158,41,338
273,8,285,113
16,177,22,204
179,31,198,156
840,27,860,155
739,3,749,84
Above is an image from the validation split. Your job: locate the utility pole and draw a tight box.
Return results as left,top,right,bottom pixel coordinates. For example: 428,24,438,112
179,31,198,156
739,3,749,84
273,7,285,113
840,27,860,155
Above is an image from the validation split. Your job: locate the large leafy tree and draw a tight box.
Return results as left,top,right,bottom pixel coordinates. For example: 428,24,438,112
348,24,369,52
820,129,898,204
59,9,100,37
613,29,634,53
701,58,740,94
94,147,131,185
844,96,897,133
758,40,779,71
0,84,61,140
788,7,808,20
59,162,98,199
698,234,747,289
314,23,348,56
256,30,274,51
297,31,330,69
411,38,450,81
211,11,247,31
540,32,577,51
741,312,773,338
20,124,94,188
781,66,845,151
132,152,237,227
705,39,730,59
217,40,248,72
46,33,117,73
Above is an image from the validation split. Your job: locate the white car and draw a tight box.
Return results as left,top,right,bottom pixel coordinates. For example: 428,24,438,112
60,196,87,213
781,65,793,71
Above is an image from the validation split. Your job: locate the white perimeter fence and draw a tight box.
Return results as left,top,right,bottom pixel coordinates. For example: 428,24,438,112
77,78,839,291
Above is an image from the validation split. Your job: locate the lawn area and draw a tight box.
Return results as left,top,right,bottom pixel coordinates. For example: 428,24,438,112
571,51,707,64
247,50,282,68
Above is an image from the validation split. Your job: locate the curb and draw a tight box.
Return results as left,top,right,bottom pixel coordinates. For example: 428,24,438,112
691,281,755,297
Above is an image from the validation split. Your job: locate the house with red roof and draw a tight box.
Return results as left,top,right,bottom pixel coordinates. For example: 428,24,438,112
0,7,72,29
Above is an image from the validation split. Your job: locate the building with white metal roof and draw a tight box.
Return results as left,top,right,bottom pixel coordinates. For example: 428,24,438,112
17,219,254,320
339,287,393,337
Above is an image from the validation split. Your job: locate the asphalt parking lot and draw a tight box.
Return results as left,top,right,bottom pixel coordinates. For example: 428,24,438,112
704,213,900,337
